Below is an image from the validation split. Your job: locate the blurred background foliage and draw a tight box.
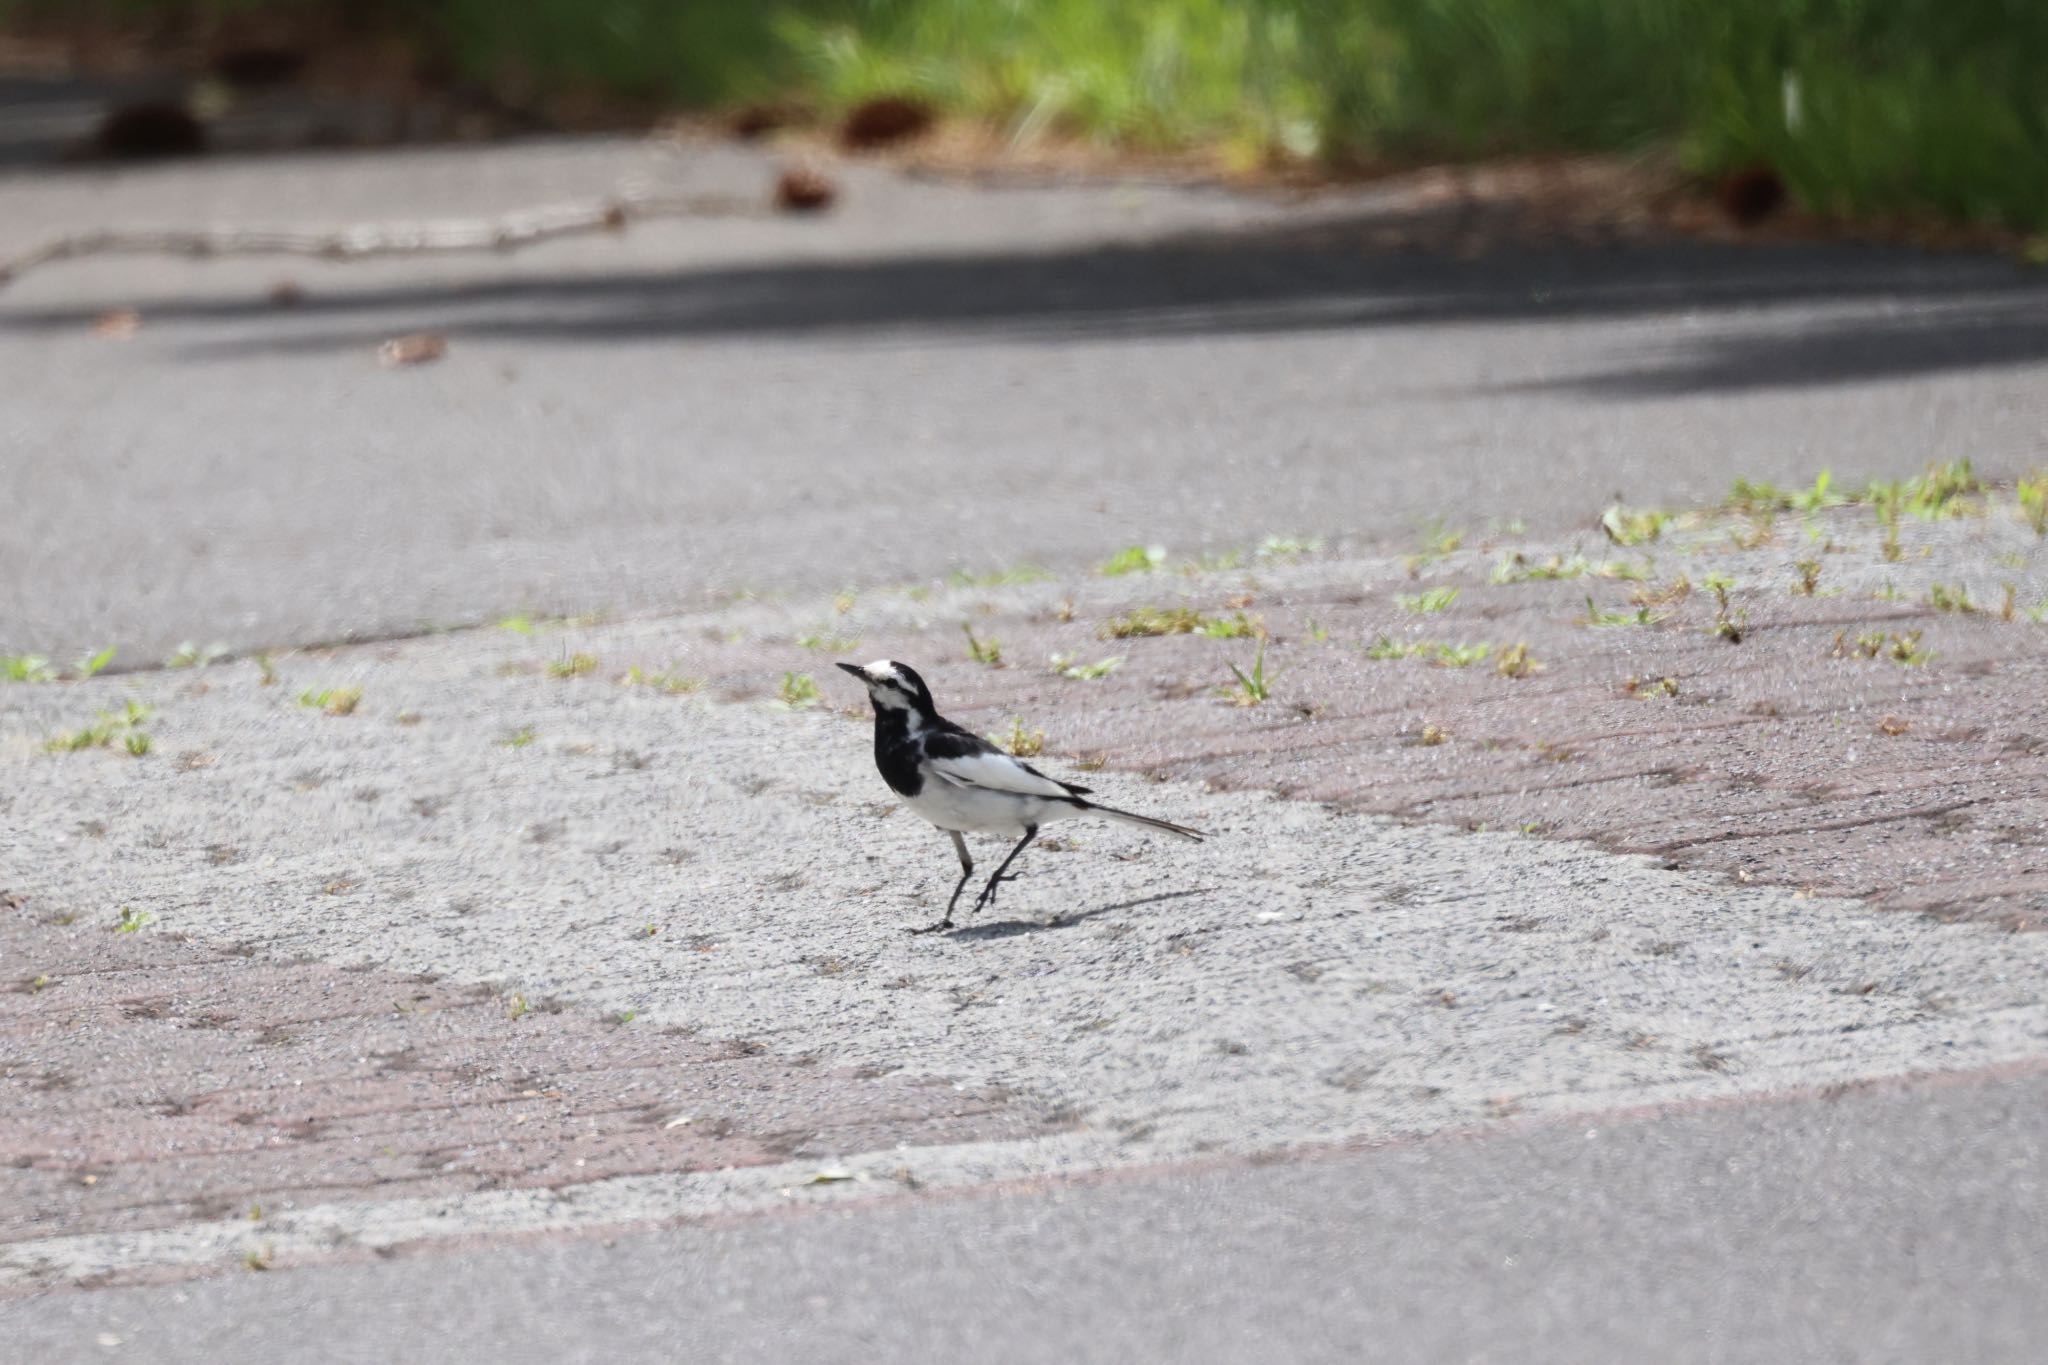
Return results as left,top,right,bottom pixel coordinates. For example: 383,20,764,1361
10,0,2047,230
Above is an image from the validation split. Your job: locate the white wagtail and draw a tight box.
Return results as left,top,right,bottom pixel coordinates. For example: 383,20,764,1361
837,659,1205,933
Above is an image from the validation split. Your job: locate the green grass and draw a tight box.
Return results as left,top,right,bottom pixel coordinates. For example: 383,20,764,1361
114,905,157,934
1099,606,1256,639
1835,629,1930,666
546,652,601,678
164,641,229,669
18,2,2047,230
2016,473,2047,536
949,564,1054,589
44,700,153,754
1394,586,1460,615
986,717,1046,757
298,685,363,716
1600,505,1671,547
621,666,704,694
1098,545,1168,577
962,624,1004,665
1219,637,1272,706
3,654,55,683
1582,596,1664,628
1491,553,1648,584
1365,636,1491,668
778,671,821,707
1050,653,1123,681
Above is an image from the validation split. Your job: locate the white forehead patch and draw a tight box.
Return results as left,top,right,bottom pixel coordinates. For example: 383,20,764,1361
865,659,898,680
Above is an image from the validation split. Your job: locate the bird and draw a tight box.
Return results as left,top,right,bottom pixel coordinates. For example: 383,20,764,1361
836,659,1205,933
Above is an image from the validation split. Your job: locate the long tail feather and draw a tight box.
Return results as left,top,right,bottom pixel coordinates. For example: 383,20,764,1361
1076,800,1206,842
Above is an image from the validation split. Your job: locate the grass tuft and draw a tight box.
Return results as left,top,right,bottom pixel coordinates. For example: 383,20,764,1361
1050,654,1123,681
987,718,1046,757
1600,505,1670,547
45,701,153,754
1395,586,1460,615
298,686,363,716
1098,545,1167,577
778,672,821,707
962,624,1004,665
1219,637,1272,706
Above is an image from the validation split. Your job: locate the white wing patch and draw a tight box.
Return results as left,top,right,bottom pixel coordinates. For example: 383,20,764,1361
928,750,1072,799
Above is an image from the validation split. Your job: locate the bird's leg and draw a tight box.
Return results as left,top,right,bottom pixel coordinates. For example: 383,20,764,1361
908,830,974,935
972,826,1038,915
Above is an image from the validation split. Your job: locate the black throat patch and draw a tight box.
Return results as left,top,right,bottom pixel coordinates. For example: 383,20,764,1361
872,709,924,798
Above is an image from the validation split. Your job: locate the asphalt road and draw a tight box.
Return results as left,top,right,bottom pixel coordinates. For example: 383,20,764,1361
4,137,2046,659
8,1067,2043,1364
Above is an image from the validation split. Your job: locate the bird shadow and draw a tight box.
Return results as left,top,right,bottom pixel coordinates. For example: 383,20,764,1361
939,887,1214,941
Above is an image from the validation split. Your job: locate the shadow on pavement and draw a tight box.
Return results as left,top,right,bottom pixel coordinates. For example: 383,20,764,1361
5,203,2047,394
946,887,1213,940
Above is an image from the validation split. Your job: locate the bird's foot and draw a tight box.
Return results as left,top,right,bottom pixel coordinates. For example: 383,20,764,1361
972,873,1021,914
905,916,954,936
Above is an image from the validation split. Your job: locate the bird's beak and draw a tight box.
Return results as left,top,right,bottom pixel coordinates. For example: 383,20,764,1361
835,662,868,681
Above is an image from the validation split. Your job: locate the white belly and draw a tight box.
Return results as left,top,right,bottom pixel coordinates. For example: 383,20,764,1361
905,781,1084,834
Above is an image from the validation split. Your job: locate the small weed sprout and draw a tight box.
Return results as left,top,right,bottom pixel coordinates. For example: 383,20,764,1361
1792,560,1822,596
1927,583,1979,614
1833,630,1930,665
1396,587,1460,614
962,624,1004,664
114,905,156,934
1220,638,1272,706
1098,545,1167,576
949,564,1053,588
2017,473,2047,536
3,654,56,682
1416,723,1450,746
1050,654,1123,681
796,633,860,653
1258,535,1325,560
1493,553,1648,584
988,718,1046,757
778,672,821,707
1632,575,1693,607
1583,596,1663,628
1727,471,1845,514
254,653,279,686
165,641,229,669
1100,607,1256,639
298,686,363,716
73,647,116,679
45,700,153,754
1704,574,1745,642
1623,675,1680,700
1402,523,1462,575
621,667,703,695
1600,505,1671,546
499,726,538,748
546,652,600,678
507,993,530,1020
1725,510,1776,550
1495,642,1540,678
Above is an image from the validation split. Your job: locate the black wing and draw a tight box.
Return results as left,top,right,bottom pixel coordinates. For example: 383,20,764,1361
925,720,1093,796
